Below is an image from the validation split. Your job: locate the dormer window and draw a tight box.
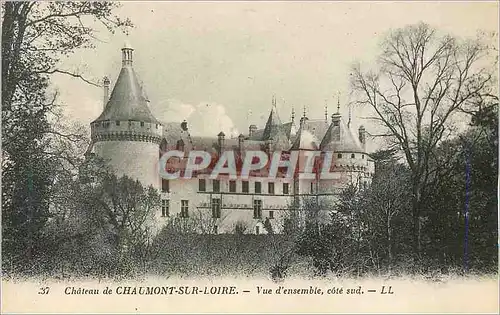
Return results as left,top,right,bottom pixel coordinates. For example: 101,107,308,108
333,121,339,126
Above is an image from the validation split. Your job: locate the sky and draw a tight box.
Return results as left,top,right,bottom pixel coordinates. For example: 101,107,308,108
53,1,499,152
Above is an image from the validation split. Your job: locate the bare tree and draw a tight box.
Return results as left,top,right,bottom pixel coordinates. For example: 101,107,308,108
350,23,497,257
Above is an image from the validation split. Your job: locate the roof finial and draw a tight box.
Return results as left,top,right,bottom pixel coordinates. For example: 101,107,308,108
303,105,306,118
121,38,134,67
348,104,352,128
337,92,341,114
324,99,328,122
291,106,295,123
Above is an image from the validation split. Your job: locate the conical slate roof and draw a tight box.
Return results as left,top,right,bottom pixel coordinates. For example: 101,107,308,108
290,122,320,151
92,65,159,124
262,107,282,141
320,116,364,152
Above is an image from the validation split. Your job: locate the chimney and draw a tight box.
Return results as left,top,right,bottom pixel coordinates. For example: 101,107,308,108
217,131,225,154
103,76,110,109
249,124,257,137
359,125,366,151
121,41,134,67
265,138,273,154
238,134,245,150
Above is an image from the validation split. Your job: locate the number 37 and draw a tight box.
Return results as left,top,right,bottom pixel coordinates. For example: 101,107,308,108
38,287,50,295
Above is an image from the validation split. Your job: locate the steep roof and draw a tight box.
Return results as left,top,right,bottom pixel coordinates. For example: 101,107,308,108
320,118,364,152
262,107,283,141
290,123,320,151
92,65,159,124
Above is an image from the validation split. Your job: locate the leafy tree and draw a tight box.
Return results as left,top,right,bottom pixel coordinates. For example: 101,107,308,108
2,2,131,270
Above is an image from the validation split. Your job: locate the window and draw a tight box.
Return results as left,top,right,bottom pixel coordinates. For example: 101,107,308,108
156,124,159,129
161,199,169,217
283,183,289,195
362,154,365,159
162,179,169,193
229,180,236,193
256,226,260,235
180,200,189,218
212,198,221,219
351,153,355,158
213,180,220,192
269,210,274,219
128,120,132,127
268,182,275,195
363,181,367,190
242,181,249,193
337,153,342,158
116,120,120,126
333,121,339,126
199,179,206,192
140,121,145,127
255,182,262,194
310,182,314,194
253,199,262,219
214,225,218,234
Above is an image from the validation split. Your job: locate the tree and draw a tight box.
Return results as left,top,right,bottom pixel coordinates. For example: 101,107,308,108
350,23,497,257
363,152,412,269
2,2,132,270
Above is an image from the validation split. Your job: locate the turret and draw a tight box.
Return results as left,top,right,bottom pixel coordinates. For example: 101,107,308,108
90,42,163,189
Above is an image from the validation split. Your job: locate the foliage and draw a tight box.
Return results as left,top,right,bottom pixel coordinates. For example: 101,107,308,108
350,22,498,256
2,1,131,272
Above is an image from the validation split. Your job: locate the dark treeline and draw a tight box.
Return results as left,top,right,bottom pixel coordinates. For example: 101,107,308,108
2,3,498,279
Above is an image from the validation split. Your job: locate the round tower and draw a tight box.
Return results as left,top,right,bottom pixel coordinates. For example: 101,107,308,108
90,43,163,189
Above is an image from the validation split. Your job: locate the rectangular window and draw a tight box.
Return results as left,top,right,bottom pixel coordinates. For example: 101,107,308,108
256,226,260,235
214,225,218,234
268,182,275,195
161,199,169,217
269,210,274,219
212,198,221,219
140,121,145,127
242,181,249,193
362,154,365,159
213,180,220,192
116,120,120,126
199,178,206,192
162,179,170,193
351,153,355,158
310,182,314,194
180,200,189,218
229,180,236,193
253,199,262,219
283,183,289,195
255,182,262,194
337,153,342,158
